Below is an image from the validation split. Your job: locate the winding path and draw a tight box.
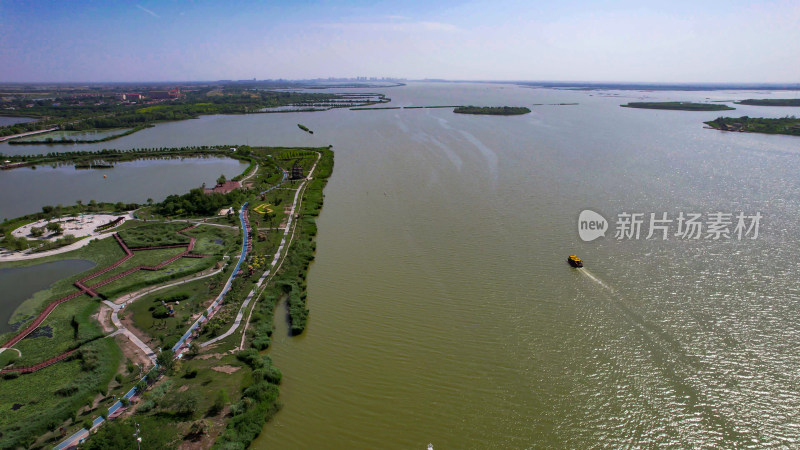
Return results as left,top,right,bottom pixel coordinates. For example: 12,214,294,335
203,151,321,348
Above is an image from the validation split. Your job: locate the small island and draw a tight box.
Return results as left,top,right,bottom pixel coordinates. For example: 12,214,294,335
705,116,800,136
621,102,735,111
297,123,314,134
453,106,531,115
735,99,800,107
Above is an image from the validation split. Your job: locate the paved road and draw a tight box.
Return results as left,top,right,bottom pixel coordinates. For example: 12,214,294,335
0,127,59,142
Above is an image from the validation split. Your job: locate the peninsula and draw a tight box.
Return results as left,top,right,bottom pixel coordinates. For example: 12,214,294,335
0,82,389,144
705,116,800,136
621,102,735,111
0,145,333,449
735,99,800,106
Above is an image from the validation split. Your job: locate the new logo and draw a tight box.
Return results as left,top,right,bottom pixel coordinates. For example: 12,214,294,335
578,210,608,241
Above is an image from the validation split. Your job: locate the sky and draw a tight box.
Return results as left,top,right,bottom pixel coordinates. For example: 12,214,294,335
1,0,798,83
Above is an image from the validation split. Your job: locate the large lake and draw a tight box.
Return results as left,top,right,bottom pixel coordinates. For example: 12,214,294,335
3,83,800,447
0,157,248,220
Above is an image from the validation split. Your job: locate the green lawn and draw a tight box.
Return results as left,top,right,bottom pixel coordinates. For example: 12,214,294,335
122,274,225,349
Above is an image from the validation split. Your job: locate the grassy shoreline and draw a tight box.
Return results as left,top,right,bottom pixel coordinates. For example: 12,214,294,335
7,125,151,145
0,145,334,448
704,116,800,136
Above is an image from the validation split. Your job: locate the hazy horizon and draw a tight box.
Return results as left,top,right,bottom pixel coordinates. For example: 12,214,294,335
1,0,799,84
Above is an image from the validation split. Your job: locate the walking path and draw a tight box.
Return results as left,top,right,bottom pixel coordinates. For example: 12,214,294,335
0,126,59,142
53,159,291,448
98,257,230,364
171,203,250,354
0,212,135,262
204,152,321,348
240,163,259,183
102,300,157,363
0,225,205,352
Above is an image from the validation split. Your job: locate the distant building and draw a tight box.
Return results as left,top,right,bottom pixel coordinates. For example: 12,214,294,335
149,89,181,99
290,163,304,180
126,93,143,100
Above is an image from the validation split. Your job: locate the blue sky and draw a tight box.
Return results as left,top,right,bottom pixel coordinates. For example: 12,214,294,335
1,0,798,82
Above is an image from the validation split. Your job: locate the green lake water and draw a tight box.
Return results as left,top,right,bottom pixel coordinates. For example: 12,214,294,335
2,83,800,447
0,259,95,334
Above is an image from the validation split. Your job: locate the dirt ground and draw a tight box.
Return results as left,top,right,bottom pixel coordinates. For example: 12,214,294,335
113,334,153,369
120,313,160,352
95,305,115,334
211,365,240,374
194,352,227,360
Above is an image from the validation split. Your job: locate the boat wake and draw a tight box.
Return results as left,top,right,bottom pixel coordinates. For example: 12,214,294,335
579,269,614,293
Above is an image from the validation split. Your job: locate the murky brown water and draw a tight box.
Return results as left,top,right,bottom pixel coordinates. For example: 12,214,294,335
3,83,800,447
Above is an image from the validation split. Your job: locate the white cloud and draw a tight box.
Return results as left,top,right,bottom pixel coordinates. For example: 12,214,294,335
319,19,460,33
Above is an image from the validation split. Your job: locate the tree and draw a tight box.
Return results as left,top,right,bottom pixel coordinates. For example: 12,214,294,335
46,222,63,235
172,390,201,417
30,227,44,237
156,349,174,373
42,205,54,215
70,315,79,339
217,174,227,185
146,198,153,206
209,389,228,415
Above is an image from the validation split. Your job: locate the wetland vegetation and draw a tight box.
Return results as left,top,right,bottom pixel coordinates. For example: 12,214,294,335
453,106,531,115
620,101,735,111
0,145,333,448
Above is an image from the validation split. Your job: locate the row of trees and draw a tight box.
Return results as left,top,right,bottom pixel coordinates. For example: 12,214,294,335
453,105,532,115
156,187,247,217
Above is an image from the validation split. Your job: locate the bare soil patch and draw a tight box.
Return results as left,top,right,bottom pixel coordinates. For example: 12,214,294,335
211,365,240,374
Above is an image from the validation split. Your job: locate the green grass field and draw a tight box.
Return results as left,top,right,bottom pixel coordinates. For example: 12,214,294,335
122,274,225,349
0,338,121,449
118,222,191,247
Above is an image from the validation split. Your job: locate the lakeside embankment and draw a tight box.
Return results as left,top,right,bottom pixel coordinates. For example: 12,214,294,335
0,145,332,449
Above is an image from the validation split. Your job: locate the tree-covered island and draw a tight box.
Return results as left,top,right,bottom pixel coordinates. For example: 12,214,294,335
453,106,531,115
621,102,735,111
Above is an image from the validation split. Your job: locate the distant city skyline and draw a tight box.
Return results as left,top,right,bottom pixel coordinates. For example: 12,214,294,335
1,0,798,83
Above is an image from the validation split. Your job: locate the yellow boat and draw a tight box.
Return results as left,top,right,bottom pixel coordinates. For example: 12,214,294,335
567,255,583,268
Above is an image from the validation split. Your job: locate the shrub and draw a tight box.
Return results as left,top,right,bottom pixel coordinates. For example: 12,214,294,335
209,389,229,416
151,304,169,318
